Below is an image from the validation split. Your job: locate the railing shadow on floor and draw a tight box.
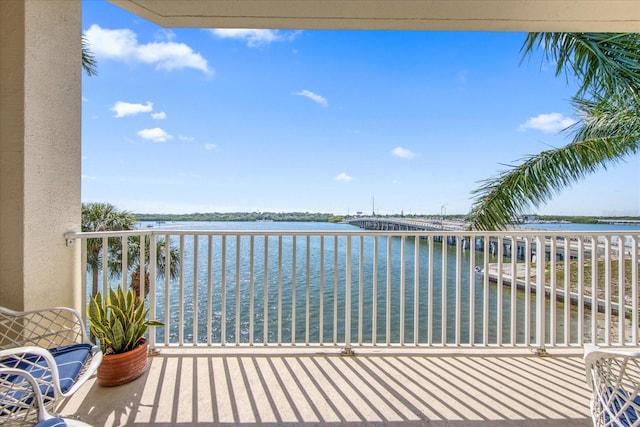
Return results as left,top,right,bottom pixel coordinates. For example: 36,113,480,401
57,349,592,427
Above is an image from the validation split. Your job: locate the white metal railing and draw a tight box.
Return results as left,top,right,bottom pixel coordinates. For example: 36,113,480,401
65,228,639,351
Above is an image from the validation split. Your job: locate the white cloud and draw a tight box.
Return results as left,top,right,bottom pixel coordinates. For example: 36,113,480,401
151,112,167,120
84,24,211,74
391,147,415,159
81,175,96,181
518,112,577,133
296,90,328,107
179,135,195,142
155,29,176,42
111,101,153,118
204,144,217,150
138,128,172,142
335,172,354,182
209,29,298,47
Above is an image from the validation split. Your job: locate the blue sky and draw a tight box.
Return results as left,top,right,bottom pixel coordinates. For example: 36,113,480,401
82,1,640,217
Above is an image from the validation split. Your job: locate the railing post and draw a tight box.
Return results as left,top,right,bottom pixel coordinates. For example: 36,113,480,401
193,234,199,346
101,237,108,296
535,236,548,356
80,237,88,321
149,233,156,349
343,235,354,355
221,235,227,346
121,236,128,290
178,234,185,346
632,234,639,345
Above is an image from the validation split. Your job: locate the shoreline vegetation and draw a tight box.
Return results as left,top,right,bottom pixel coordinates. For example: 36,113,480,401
487,259,637,309
135,212,640,224
486,259,639,342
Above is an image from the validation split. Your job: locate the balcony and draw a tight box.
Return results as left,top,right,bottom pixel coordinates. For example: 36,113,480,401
56,225,638,425
58,347,592,426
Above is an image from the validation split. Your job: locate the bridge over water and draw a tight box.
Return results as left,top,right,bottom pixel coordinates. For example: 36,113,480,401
346,217,635,262
347,216,467,232
347,217,539,260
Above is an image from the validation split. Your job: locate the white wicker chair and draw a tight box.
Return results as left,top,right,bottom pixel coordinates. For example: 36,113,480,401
585,345,640,427
1,367,93,426
0,306,102,425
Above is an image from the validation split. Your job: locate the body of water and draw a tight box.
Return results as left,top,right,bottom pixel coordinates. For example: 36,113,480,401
114,220,637,345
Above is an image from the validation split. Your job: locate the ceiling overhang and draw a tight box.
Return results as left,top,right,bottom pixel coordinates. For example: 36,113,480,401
109,0,639,32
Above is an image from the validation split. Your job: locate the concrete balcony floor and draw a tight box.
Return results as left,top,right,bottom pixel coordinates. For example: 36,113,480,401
57,347,592,427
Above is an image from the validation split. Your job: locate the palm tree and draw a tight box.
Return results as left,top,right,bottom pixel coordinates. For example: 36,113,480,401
467,33,640,230
110,235,181,299
82,202,137,297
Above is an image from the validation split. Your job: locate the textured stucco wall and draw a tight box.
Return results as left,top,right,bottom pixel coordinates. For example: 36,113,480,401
0,0,26,309
0,0,81,311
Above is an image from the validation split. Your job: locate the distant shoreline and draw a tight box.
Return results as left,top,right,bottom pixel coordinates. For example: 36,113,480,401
136,212,344,223
135,212,640,224
525,215,640,225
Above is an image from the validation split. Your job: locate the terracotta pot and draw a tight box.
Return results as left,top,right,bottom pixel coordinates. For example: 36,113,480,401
97,338,148,387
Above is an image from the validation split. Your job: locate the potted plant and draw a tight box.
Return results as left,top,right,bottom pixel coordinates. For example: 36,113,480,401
88,286,163,386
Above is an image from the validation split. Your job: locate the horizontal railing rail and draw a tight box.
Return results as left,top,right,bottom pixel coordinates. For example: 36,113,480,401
65,228,639,351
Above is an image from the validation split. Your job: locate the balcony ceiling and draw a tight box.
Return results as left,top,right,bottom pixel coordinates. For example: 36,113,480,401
109,0,639,32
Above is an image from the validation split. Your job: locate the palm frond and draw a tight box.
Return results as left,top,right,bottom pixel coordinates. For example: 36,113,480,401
82,202,136,295
470,33,640,230
467,95,639,230
108,235,181,293
521,33,640,97
81,34,98,77
572,93,640,143
81,202,136,232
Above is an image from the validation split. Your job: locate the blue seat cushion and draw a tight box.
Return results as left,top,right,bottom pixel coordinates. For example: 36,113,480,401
2,343,92,396
48,344,92,393
606,387,640,427
35,417,68,427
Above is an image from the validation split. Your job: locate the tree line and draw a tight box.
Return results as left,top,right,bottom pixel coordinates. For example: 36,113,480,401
136,212,345,223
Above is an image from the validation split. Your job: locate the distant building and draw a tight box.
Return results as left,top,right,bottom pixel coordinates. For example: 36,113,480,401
519,214,538,223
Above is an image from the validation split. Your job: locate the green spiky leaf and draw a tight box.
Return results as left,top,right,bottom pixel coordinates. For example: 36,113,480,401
87,286,163,354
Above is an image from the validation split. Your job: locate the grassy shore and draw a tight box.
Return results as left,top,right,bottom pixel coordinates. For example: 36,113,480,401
488,258,639,309
487,258,638,342
546,259,638,305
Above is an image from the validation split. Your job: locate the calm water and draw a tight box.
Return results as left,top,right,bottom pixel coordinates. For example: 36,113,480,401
111,220,637,345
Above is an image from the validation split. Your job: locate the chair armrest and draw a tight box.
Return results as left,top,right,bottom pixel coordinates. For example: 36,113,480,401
0,346,63,401
584,346,640,390
0,366,49,422
584,346,640,426
0,306,88,349
62,345,102,397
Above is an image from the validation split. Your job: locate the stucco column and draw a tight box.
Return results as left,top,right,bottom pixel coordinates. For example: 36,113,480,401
0,0,81,311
